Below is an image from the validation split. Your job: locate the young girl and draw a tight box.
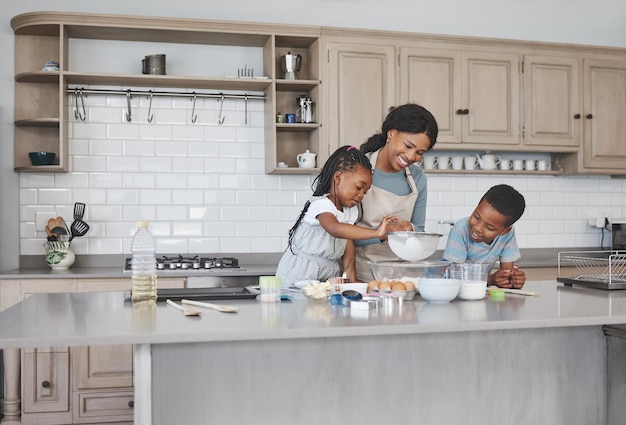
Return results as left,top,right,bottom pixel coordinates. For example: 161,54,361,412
276,145,398,287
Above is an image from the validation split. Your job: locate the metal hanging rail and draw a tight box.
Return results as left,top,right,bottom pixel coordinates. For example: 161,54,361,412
66,87,265,101
67,86,264,124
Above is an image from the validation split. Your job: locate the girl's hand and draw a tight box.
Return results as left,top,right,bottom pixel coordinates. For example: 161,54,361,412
376,215,399,239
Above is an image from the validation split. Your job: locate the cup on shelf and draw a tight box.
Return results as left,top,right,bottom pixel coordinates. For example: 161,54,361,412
451,156,464,170
537,160,552,171
512,159,525,171
524,159,536,171
499,158,512,170
436,156,451,170
464,156,478,170
423,156,438,170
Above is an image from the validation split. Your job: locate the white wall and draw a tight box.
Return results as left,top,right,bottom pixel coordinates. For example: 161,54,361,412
2,1,626,267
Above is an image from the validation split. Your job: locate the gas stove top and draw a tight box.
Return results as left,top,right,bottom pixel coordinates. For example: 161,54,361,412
124,255,240,272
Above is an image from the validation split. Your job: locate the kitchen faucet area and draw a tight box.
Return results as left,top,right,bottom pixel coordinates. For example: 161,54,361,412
1,1,626,425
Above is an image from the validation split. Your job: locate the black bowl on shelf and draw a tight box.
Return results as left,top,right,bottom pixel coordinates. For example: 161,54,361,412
28,152,56,166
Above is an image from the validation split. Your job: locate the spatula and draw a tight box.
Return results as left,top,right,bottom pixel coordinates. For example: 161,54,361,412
166,299,202,316
181,299,238,313
73,202,86,220
70,220,90,241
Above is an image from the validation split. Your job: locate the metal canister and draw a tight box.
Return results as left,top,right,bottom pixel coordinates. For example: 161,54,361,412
296,95,314,123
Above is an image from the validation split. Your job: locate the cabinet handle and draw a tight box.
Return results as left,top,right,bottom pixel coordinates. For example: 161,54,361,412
456,109,464,115
128,400,134,408
463,109,469,115
41,381,50,388
586,114,593,119
574,113,581,119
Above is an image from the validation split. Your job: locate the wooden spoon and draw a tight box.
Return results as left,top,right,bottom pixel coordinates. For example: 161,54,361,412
182,299,238,313
166,299,202,316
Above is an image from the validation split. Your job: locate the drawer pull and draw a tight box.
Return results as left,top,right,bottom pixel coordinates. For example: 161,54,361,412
41,380,50,388
128,400,134,408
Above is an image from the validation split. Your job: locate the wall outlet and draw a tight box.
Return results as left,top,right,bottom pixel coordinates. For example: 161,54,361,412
596,215,607,228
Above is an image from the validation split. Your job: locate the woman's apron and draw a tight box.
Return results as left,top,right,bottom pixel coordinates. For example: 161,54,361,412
355,149,419,282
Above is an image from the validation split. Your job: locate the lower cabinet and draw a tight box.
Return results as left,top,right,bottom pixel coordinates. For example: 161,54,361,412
1,277,186,424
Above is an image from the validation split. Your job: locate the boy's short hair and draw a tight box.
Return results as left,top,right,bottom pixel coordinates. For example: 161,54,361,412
481,184,526,227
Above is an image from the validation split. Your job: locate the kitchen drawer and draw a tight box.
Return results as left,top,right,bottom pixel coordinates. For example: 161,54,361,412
73,390,134,423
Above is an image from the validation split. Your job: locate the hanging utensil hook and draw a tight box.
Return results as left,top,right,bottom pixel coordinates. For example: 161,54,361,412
191,92,198,123
147,90,154,123
73,88,86,121
125,90,132,122
77,89,86,121
217,94,225,125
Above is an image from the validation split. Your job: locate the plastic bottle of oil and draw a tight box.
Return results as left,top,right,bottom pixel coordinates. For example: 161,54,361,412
131,221,157,302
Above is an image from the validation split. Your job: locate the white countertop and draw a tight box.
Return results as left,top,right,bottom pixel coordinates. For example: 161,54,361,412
1,281,625,349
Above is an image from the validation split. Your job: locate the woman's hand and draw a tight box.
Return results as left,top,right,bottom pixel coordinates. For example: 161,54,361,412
387,220,414,232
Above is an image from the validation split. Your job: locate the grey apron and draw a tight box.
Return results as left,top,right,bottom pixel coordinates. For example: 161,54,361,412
355,149,419,281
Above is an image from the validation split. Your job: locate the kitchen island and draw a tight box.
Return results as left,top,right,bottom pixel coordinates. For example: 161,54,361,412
1,281,625,425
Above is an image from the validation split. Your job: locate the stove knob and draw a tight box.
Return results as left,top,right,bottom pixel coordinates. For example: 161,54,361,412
192,262,200,269
169,263,177,270
204,261,212,269
181,263,189,270
157,263,165,270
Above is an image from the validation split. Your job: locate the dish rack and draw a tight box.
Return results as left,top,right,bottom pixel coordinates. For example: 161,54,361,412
557,250,626,290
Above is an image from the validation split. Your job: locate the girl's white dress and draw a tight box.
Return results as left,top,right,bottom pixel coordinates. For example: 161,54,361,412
276,195,358,287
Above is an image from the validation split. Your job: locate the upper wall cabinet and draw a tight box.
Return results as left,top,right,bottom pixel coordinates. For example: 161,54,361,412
11,12,322,174
324,37,396,150
561,58,626,175
522,55,581,150
400,47,520,149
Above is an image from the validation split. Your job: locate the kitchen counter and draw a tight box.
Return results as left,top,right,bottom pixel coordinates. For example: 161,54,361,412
1,281,626,425
1,247,598,278
0,281,625,347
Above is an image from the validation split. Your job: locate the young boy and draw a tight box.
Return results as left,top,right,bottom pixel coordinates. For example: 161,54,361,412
443,184,526,288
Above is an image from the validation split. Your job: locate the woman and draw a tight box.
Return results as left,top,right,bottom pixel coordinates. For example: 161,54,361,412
354,103,439,282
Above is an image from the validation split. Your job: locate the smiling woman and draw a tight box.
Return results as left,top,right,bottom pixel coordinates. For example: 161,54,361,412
353,104,439,282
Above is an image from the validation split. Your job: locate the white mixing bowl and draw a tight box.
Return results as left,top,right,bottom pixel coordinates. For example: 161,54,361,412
387,231,442,262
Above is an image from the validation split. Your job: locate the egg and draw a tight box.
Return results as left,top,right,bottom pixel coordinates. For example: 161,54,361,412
390,281,406,290
403,280,416,290
378,280,392,292
367,280,380,290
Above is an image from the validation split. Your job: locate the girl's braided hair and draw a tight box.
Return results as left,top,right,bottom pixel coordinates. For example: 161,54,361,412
286,146,372,253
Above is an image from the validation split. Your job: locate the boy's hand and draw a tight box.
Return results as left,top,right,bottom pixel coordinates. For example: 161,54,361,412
489,266,526,288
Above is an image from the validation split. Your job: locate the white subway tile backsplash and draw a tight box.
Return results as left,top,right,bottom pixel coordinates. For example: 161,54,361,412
172,158,204,173
18,99,618,256
140,157,172,172
189,206,220,221
172,190,204,205
172,221,203,237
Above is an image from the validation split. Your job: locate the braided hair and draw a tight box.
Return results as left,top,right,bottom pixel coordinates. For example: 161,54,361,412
287,146,372,253
360,103,439,154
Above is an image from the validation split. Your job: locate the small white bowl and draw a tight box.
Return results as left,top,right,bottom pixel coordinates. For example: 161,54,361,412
458,280,487,300
418,278,460,303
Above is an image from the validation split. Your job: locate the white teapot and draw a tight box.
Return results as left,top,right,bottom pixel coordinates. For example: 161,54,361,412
475,153,501,170
297,150,317,168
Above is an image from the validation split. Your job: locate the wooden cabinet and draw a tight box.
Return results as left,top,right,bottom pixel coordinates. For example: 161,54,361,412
400,47,520,149
559,57,626,175
522,55,581,150
11,12,323,175
0,276,185,424
325,39,396,150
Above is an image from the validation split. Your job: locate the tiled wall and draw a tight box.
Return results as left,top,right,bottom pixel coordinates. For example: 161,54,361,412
19,90,626,256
